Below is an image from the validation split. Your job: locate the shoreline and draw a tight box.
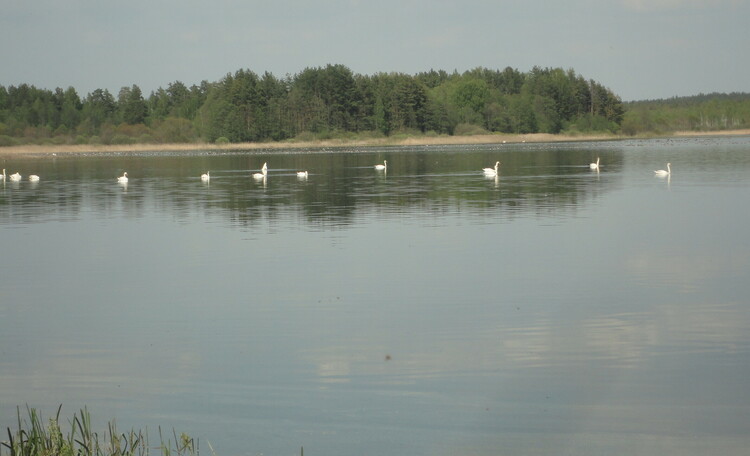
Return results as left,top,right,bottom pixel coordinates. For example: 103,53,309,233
2,130,749,157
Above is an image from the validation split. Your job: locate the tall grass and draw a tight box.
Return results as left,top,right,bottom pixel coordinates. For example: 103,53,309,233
1,406,199,456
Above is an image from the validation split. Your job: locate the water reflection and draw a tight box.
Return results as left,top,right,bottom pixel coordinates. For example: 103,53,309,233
2,138,750,456
498,300,749,370
0,145,627,228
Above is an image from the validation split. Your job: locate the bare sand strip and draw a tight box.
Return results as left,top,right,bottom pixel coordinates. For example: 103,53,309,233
1,130,748,157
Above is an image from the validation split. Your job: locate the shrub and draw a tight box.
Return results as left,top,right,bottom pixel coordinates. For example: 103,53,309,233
454,123,489,136
356,130,386,140
293,131,316,142
0,135,19,147
110,134,136,145
154,118,196,143
314,129,333,140
115,123,151,138
51,136,70,145
565,114,620,135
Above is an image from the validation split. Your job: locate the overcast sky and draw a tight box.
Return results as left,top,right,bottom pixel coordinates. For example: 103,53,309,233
1,0,747,101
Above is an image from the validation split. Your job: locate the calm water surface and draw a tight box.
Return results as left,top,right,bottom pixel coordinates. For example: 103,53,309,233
2,137,750,456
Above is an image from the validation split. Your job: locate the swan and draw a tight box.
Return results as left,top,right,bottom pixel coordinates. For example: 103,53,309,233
201,171,210,182
374,160,387,170
253,162,268,179
28,174,40,182
117,172,128,183
483,161,500,176
590,157,600,170
10,172,22,182
654,163,671,176
296,171,308,178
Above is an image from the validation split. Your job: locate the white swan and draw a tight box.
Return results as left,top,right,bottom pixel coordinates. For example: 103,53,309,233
117,172,128,183
374,160,387,170
296,171,308,178
10,172,22,182
590,157,600,170
253,162,268,179
654,163,671,176
483,161,500,176
201,171,210,182
28,174,40,182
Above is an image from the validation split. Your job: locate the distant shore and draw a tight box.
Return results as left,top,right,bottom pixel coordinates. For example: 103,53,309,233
2,130,749,157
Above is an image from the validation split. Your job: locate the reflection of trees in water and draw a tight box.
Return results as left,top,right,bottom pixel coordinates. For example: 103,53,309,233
0,147,624,228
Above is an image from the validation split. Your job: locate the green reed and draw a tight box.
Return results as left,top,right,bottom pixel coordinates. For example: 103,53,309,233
1,406,199,456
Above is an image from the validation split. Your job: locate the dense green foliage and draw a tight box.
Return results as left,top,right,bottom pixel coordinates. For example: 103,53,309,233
622,92,750,135
1,64,626,146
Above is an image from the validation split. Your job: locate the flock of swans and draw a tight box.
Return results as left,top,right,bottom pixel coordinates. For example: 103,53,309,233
1,158,674,186
201,161,382,182
1,169,40,182
587,157,672,176
480,157,671,178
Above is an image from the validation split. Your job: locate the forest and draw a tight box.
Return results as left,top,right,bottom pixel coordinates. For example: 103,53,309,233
0,65,623,146
621,92,750,135
0,64,746,147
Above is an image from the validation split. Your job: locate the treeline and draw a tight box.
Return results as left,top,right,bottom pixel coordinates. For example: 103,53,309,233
1,64,627,146
622,92,750,134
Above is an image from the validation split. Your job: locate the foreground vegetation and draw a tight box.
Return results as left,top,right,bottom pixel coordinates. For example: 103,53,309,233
1,406,200,456
1,65,624,148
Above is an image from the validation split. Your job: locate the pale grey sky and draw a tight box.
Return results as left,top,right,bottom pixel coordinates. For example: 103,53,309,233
1,0,748,101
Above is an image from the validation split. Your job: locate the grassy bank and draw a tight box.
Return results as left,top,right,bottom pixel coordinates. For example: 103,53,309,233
1,130,749,157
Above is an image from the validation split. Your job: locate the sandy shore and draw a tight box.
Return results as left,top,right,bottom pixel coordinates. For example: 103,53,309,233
672,129,750,137
1,130,749,157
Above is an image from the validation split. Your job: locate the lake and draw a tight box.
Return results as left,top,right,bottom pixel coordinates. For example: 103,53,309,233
2,137,750,456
